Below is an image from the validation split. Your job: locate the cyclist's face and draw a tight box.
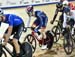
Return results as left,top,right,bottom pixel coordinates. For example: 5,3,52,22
27,11,33,16
0,16,3,21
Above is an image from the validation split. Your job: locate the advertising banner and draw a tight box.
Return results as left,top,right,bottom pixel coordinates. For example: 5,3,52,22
0,0,60,8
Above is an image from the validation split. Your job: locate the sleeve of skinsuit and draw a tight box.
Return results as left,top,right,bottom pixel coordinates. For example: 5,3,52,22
63,13,67,28
0,22,1,26
8,15,14,27
52,9,58,22
34,12,43,33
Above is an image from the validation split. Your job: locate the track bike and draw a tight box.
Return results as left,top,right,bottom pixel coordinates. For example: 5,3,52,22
63,19,74,55
0,38,32,57
24,27,54,53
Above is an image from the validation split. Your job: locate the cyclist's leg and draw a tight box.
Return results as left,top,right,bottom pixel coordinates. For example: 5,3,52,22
59,14,63,23
70,19,75,35
31,19,39,30
41,27,46,39
40,17,48,49
12,23,23,57
41,17,48,39
62,13,67,35
40,27,48,50
31,19,40,36
71,24,75,35
70,10,75,35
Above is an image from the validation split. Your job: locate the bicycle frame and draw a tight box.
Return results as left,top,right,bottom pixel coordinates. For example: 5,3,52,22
4,39,16,57
55,20,62,32
31,31,44,45
3,46,14,56
0,39,15,57
2,39,26,57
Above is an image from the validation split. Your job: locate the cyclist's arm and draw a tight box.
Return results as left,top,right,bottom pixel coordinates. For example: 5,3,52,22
4,15,13,42
52,9,58,22
26,16,31,27
4,26,13,44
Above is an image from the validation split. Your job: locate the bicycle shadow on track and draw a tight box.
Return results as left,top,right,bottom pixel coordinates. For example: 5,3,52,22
35,50,57,57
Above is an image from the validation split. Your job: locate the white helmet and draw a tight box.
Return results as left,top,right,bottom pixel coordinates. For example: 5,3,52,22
26,5,33,13
0,8,4,16
63,1,69,7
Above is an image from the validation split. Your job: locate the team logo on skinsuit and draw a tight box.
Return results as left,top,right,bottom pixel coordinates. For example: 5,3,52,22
19,27,23,37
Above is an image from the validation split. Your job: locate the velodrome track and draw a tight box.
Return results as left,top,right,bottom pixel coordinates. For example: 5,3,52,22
2,1,75,57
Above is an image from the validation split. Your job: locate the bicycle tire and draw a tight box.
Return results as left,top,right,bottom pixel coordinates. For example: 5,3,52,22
22,42,32,57
63,33,73,55
0,49,7,57
52,26,60,43
8,40,32,57
46,30,54,49
24,34,36,53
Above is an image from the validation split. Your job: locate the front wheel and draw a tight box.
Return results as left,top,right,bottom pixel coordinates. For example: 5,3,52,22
24,34,36,53
52,26,60,43
63,33,73,55
22,42,32,57
0,49,7,57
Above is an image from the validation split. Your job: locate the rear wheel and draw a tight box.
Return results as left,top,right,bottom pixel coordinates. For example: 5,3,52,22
24,34,36,53
45,30,54,49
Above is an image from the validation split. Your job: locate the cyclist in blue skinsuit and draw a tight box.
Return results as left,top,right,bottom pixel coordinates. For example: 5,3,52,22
26,5,48,49
0,9,24,57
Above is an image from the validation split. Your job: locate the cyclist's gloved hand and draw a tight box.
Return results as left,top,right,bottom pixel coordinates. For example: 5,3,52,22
50,20,54,24
62,28,66,36
34,29,38,33
31,27,35,31
34,29,41,35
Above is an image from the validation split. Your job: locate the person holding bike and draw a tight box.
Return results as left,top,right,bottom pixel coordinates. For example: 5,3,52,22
50,0,70,28
50,0,67,24
68,2,75,35
26,5,48,50
0,9,24,57
63,5,75,36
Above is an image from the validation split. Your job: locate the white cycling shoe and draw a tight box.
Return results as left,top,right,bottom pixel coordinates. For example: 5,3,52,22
41,45,48,50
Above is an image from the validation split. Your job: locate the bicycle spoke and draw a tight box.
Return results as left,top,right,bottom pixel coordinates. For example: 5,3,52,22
32,45,35,50
27,36,32,43
0,49,7,57
64,33,73,55
30,38,34,44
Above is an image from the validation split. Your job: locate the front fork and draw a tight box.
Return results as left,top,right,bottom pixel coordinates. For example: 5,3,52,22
0,40,3,56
